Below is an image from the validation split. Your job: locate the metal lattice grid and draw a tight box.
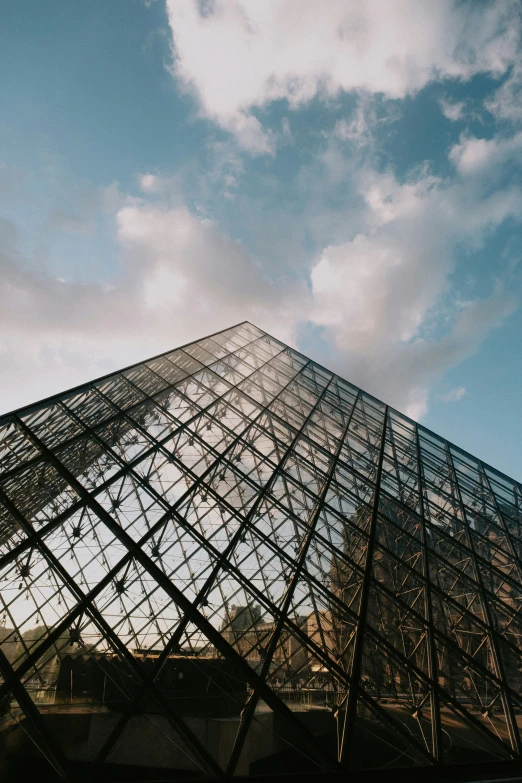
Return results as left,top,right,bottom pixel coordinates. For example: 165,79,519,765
1,320,522,780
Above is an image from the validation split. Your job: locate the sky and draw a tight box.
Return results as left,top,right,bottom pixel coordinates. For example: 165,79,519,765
1,0,522,479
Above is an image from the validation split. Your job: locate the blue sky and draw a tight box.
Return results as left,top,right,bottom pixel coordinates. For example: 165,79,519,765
1,0,522,479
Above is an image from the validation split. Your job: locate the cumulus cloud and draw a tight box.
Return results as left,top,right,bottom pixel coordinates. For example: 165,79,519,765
449,131,522,176
166,0,521,150
0,198,305,414
440,97,465,122
115,201,305,330
2,0,522,422
2,114,521,421
307,143,521,417
140,173,162,194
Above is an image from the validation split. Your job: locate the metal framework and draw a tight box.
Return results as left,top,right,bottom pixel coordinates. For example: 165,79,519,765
1,321,522,780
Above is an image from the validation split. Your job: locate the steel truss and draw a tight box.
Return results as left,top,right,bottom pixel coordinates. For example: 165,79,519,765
0,321,522,780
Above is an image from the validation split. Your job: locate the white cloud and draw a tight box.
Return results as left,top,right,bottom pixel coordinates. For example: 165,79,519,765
0,200,305,414
439,385,466,402
330,97,395,148
450,136,494,175
486,65,522,123
2,118,521,422
115,201,306,327
449,131,522,176
333,108,371,147
140,173,162,193
166,0,521,150
440,97,465,121
225,113,275,156
307,143,521,417
2,81,522,425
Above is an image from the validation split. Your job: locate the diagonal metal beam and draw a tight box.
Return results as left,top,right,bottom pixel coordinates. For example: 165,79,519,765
414,422,442,763
339,404,388,766
224,391,361,774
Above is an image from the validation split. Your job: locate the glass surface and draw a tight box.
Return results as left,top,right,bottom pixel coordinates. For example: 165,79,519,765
1,321,521,778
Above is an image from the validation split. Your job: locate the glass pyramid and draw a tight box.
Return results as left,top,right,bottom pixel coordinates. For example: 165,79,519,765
1,320,522,781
